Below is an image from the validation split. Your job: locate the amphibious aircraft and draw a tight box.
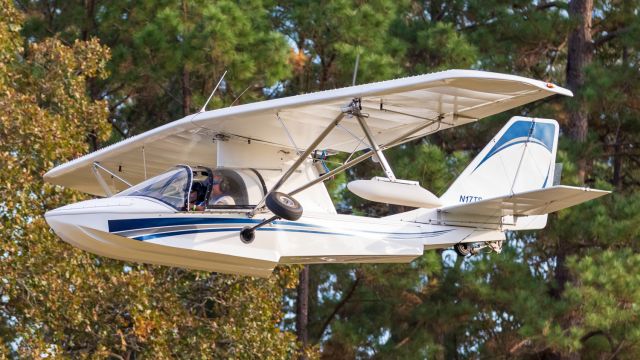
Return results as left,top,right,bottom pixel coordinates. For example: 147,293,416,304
44,70,609,277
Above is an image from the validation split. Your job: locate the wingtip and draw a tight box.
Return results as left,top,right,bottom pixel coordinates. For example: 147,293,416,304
557,87,574,97
539,81,573,97
43,169,54,182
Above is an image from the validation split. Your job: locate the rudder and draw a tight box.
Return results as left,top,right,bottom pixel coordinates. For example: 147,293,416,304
440,116,559,206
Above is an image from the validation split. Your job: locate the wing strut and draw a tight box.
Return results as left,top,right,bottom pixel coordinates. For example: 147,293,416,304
247,99,445,223
91,162,132,197
353,100,396,181
289,114,443,196
276,113,302,155
248,100,357,217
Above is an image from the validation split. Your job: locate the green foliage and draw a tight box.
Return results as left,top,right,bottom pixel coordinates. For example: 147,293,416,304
391,20,478,73
300,1,640,359
564,250,640,357
1,1,298,357
274,0,405,92
22,0,292,136
4,0,640,358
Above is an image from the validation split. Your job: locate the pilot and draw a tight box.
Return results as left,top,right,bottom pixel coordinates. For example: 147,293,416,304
187,182,206,211
210,173,235,206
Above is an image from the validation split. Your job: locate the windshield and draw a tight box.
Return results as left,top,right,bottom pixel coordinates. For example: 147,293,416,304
115,166,191,210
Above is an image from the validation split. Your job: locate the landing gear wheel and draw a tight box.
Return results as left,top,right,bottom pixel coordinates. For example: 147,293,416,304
265,192,303,221
454,243,473,257
240,226,255,244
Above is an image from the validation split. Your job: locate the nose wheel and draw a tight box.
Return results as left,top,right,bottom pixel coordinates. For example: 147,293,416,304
240,226,257,243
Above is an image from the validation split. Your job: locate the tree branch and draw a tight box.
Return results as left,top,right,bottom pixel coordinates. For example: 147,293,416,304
581,330,614,351
108,353,125,360
536,1,568,10
100,83,126,101
509,338,533,353
317,271,361,339
110,119,127,138
594,26,633,47
108,93,132,113
394,336,411,349
608,340,626,360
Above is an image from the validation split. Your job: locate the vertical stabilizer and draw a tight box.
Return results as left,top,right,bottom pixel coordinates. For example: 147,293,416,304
440,117,559,206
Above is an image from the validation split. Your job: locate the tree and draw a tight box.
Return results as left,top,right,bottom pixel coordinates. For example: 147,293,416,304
273,0,405,93
299,1,640,359
19,0,292,137
8,1,640,358
1,1,298,357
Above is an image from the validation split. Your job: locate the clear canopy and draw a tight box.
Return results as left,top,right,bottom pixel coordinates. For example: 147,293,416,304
115,166,191,210
114,165,263,211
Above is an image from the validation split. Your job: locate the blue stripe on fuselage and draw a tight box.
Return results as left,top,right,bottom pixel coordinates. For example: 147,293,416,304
108,217,315,233
132,227,452,241
132,227,351,241
109,217,454,241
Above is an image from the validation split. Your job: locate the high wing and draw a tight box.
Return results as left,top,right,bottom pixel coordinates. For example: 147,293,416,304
44,69,572,196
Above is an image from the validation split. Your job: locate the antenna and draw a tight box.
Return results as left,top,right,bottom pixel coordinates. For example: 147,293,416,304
351,51,360,86
230,83,253,107
199,70,227,113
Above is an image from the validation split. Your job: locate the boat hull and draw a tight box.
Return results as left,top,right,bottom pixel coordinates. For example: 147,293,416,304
45,197,504,276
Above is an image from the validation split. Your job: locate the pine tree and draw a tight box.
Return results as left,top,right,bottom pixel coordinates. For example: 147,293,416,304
21,0,292,137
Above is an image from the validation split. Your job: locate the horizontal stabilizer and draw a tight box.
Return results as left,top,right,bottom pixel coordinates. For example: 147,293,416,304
440,185,610,217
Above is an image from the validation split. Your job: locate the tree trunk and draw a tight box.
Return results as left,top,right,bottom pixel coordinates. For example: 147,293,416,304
182,68,191,116
297,265,309,359
553,6,595,359
612,130,622,190
180,0,191,116
566,0,594,182
81,0,96,41
559,0,595,297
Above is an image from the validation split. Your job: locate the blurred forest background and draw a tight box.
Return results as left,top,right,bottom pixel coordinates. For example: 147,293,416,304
1,0,640,358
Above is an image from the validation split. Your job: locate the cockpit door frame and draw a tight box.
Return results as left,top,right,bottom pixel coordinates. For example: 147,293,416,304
177,164,194,211
187,166,214,212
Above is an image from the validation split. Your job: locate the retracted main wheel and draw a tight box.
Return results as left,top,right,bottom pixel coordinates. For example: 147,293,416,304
454,242,473,257
265,192,303,221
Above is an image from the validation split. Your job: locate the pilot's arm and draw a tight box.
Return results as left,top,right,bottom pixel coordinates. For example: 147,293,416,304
212,195,235,206
189,202,205,211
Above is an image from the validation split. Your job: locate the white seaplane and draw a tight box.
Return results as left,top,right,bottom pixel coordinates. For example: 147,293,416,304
44,70,609,277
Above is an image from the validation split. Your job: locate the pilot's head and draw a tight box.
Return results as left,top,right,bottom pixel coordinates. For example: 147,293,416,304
188,190,197,204
211,173,229,196
190,182,205,202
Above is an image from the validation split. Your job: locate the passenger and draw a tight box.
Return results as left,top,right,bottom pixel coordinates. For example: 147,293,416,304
210,173,235,206
187,182,206,211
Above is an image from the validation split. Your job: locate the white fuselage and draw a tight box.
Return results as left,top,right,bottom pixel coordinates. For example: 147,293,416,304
45,196,504,277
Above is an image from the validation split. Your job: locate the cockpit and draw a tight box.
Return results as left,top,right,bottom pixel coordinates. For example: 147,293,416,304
114,165,266,211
